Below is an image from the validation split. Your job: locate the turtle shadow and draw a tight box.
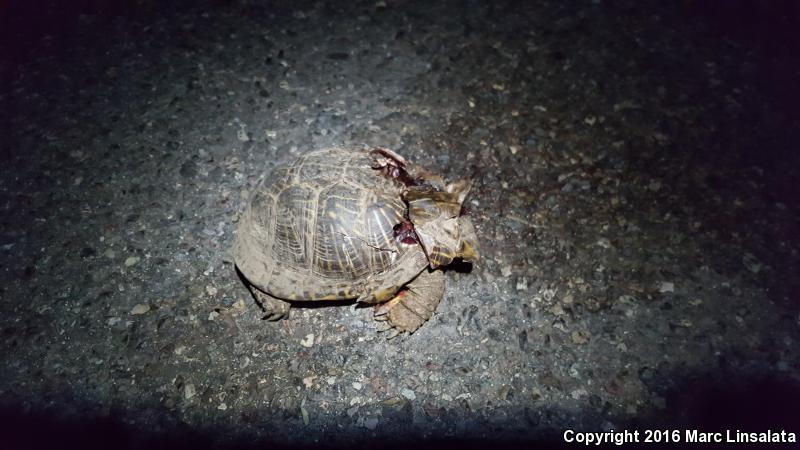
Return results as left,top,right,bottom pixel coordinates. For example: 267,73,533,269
233,264,357,313
442,258,473,274
233,261,471,315
291,299,358,310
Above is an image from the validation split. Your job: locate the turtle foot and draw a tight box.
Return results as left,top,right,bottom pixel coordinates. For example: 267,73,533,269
250,287,291,321
373,269,445,335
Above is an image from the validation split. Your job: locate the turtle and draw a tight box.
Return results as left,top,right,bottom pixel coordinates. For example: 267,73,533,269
233,146,478,336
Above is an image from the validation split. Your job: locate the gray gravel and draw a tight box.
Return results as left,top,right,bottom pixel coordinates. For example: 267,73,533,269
1,0,799,448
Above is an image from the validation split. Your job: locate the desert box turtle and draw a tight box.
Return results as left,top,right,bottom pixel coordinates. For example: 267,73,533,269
233,146,478,336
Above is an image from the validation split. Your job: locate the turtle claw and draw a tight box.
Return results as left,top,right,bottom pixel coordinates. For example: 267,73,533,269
262,312,285,321
385,328,402,340
261,307,290,321
374,314,409,339
250,287,291,321
373,294,403,316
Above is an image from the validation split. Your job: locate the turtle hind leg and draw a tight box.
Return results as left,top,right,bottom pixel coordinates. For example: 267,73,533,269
374,269,445,335
249,285,291,321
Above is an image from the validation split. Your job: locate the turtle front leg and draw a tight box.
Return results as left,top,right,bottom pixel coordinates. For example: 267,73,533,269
374,269,445,336
248,285,291,321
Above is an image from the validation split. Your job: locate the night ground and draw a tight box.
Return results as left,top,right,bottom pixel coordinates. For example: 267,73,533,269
1,1,799,448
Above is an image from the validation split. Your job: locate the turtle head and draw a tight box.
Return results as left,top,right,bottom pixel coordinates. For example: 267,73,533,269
404,180,480,269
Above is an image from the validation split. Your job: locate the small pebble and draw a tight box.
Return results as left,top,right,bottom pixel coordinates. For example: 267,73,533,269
571,330,590,345
130,304,150,315
571,388,588,399
658,282,675,293
401,388,416,401
236,127,249,142
742,252,762,273
124,256,140,267
184,383,196,400
300,333,315,348
548,303,565,316
497,385,512,401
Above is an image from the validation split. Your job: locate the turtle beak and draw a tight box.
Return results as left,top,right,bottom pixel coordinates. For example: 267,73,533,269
458,240,479,263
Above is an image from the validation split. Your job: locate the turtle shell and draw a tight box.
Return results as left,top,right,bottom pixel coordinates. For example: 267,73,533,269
234,147,425,301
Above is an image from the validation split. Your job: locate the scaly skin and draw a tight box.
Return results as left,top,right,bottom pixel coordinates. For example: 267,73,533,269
374,269,445,336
